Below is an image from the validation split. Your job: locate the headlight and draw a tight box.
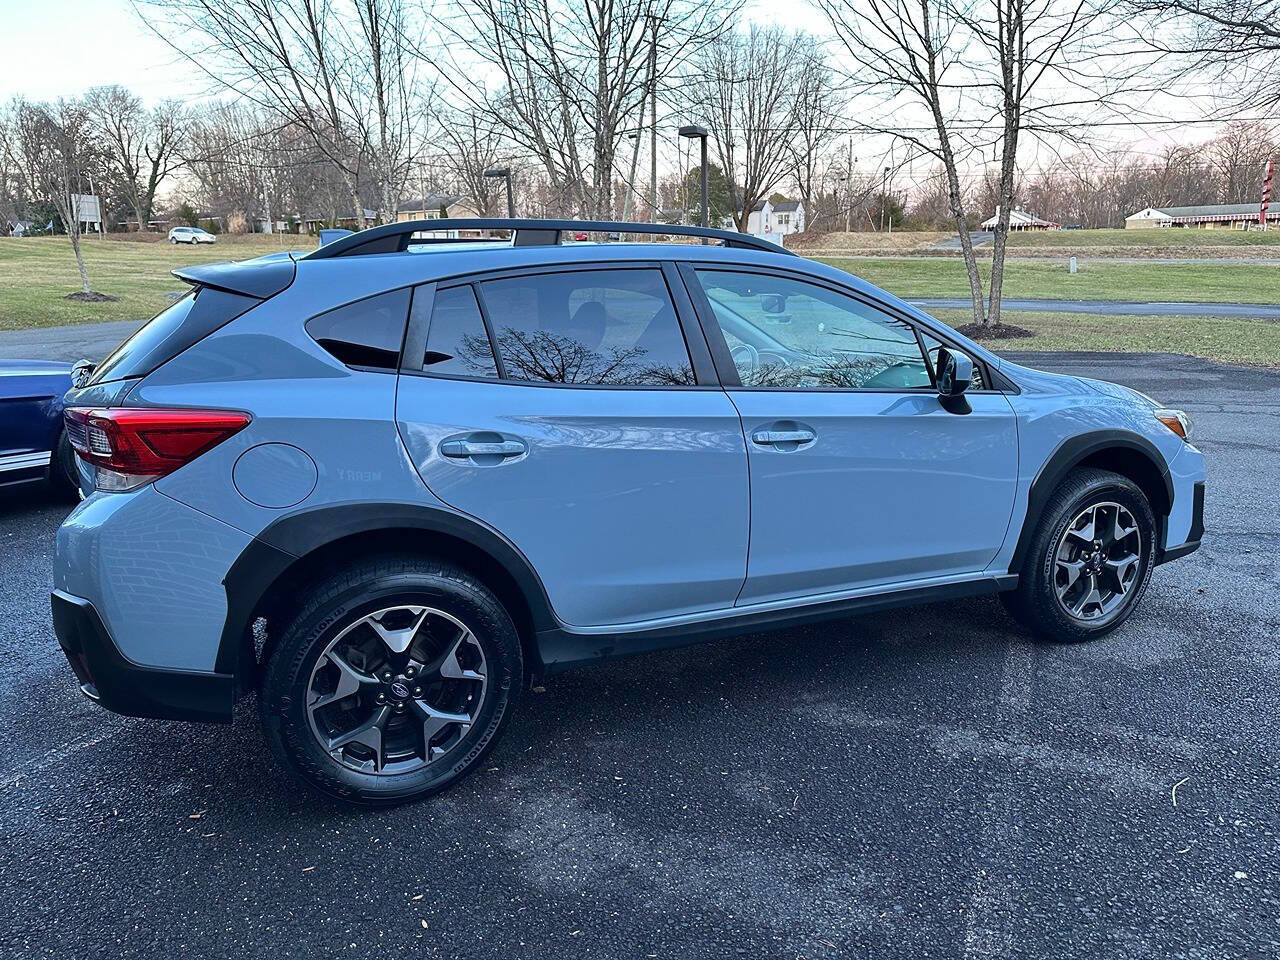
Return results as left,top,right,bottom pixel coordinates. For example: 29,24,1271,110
1155,408,1191,441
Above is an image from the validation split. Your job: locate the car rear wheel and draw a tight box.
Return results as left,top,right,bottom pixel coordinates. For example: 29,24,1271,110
260,555,522,804
50,431,80,501
1005,468,1156,643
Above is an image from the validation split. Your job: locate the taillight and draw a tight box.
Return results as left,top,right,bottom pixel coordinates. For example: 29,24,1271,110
64,407,251,492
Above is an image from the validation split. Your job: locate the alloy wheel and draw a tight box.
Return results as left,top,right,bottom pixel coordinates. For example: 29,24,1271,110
1052,500,1143,622
305,604,488,775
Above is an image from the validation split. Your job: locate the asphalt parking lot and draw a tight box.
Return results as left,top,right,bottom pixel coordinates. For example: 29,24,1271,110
1,351,1276,959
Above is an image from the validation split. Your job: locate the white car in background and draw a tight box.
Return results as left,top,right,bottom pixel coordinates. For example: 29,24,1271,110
168,226,217,245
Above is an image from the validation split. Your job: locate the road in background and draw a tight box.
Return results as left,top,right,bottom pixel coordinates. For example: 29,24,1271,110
1,352,1277,959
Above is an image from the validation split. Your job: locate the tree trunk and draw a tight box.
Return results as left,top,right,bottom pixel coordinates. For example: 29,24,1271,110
350,186,366,230
987,84,1021,327
931,109,986,326
68,227,92,294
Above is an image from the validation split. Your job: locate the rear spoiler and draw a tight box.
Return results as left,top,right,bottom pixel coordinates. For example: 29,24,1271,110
171,254,297,299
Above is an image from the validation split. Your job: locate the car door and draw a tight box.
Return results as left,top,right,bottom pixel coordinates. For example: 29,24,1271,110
681,264,1018,606
395,262,750,628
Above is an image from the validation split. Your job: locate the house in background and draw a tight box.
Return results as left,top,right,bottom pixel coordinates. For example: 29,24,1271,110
746,198,806,238
6,220,34,237
981,207,1060,231
299,209,377,234
397,194,480,220
1124,203,1278,229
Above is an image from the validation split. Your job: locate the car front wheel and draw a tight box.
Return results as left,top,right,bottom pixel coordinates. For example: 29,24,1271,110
260,555,522,804
1004,468,1156,643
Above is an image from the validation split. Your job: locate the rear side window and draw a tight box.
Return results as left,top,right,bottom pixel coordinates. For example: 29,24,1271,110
476,268,694,386
306,289,410,369
419,285,499,378
90,287,258,384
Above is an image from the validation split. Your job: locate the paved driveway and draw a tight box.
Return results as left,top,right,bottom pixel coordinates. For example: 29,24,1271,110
1,352,1276,959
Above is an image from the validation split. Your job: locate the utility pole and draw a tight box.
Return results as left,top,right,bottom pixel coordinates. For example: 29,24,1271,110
648,13,661,221
880,166,888,232
845,138,854,234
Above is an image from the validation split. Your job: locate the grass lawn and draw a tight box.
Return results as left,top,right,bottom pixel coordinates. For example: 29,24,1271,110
2,233,1277,368
930,309,1280,368
820,256,1280,304
1006,227,1280,249
0,235,307,331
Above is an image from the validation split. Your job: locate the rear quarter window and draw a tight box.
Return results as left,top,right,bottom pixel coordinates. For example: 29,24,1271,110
90,287,259,384
305,288,411,369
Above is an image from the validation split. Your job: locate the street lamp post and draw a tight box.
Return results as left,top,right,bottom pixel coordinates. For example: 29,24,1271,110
484,167,515,218
679,125,709,231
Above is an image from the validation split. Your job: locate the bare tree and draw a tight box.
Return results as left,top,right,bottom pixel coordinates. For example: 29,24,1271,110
86,85,187,231
0,102,24,234
139,0,430,226
1207,121,1278,202
1126,0,1280,109
787,48,843,229
814,0,988,322
13,100,103,296
434,0,738,219
816,0,1150,327
431,108,508,215
682,26,808,232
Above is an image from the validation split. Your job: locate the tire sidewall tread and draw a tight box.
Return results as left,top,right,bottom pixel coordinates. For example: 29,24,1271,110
260,555,522,806
1013,467,1156,643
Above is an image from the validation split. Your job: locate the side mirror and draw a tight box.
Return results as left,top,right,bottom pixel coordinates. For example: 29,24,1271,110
70,358,96,388
936,347,973,398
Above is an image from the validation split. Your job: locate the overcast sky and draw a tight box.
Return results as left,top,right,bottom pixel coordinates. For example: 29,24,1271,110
0,0,1242,183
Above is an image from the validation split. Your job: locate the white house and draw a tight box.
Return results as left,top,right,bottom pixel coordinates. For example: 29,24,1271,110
746,198,805,237
980,207,1059,231
1124,203,1278,230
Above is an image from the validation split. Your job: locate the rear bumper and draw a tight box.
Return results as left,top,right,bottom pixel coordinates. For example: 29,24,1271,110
51,589,235,723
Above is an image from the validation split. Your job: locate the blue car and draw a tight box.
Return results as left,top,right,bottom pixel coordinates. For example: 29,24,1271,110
1,359,81,497
51,220,1204,804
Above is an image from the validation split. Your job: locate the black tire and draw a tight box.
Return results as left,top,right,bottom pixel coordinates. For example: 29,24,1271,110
1009,467,1156,643
260,555,522,805
49,431,80,501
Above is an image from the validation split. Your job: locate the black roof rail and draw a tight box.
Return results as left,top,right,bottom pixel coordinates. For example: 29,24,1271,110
300,218,796,260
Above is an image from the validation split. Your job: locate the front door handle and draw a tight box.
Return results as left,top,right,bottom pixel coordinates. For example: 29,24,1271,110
751,422,816,450
752,428,815,445
439,433,527,463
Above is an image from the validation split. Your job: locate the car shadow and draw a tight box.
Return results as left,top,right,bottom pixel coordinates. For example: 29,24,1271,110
107,593,1024,823
0,483,77,522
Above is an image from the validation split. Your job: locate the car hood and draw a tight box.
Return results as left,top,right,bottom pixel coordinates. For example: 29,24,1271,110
0,359,73,377
995,357,1154,407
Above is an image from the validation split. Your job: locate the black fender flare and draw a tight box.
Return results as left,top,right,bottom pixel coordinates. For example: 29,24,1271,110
1008,429,1173,575
215,501,560,678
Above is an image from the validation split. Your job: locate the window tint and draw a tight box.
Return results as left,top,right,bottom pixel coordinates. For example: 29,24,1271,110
90,287,258,384
420,284,498,378
477,268,694,385
695,270,931,390
920,330,984,390
306,288,410,369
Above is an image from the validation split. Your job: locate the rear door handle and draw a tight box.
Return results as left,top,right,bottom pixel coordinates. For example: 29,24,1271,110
439,433,527,463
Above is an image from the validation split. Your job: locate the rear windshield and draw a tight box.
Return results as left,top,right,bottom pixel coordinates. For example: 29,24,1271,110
90,286,258,384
